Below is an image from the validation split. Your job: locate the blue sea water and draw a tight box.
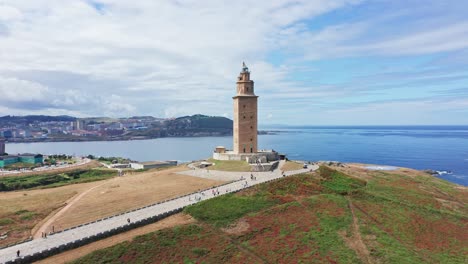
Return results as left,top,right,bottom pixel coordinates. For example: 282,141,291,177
6,126,468,186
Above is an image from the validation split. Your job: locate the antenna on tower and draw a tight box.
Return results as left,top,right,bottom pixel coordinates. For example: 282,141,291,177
242,61,249,72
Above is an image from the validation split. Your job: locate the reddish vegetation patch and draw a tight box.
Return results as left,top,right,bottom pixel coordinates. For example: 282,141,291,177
352,196,467,257
309,198,346,217
370,176,443,209
270,194,296,204
407,214,467,252
106,224,238,263
230,197,347,264
234,203,320,264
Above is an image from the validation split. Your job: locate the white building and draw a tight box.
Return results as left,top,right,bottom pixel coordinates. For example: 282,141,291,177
130,160,177,170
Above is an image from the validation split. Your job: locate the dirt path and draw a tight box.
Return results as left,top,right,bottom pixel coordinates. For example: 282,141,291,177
32,180,112,239
343,197,373,264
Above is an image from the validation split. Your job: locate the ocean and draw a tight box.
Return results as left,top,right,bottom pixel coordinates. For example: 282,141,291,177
5,126,468,186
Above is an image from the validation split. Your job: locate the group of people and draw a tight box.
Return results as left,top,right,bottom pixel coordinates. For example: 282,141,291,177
212,188,220,196
189,195,203,202
189,191,205,202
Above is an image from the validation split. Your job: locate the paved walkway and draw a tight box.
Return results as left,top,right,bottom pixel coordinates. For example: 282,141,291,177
0,161,317,263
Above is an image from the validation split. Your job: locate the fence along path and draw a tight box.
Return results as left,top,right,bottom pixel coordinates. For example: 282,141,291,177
0,162,317,264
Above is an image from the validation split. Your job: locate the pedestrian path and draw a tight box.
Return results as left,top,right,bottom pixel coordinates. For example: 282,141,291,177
0,161,317,263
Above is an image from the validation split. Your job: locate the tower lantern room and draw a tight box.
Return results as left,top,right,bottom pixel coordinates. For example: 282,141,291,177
236,62,255,95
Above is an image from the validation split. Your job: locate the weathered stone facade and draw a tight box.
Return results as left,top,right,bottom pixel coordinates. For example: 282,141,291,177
233,63,258,154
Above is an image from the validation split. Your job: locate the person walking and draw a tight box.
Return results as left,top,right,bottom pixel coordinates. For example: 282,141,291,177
16,250,20,257
127,218,130,224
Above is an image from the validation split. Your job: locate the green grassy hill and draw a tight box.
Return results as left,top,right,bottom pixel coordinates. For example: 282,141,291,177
71,166,467,264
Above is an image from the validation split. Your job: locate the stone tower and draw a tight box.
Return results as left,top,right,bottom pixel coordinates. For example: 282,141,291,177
233,62,258,154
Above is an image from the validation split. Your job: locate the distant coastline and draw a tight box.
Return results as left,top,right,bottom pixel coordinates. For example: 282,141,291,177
4,130,275,144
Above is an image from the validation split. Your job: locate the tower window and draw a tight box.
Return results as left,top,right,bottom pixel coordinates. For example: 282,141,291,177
250,138,253,141
243,116,246,119
246,87,249,92
243,105,246,108
250,126,253,129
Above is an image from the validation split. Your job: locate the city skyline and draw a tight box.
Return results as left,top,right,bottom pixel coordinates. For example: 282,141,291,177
0,1,467,125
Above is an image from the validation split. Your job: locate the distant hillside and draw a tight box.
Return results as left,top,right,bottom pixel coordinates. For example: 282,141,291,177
167,114,232,129
0,115,76,124
71,165,467,263
0,114,233,141
126,114,233,138
0,114,230,127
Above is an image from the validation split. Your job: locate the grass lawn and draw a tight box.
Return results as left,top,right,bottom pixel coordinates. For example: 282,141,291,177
4,162,41,170
184,194,277,227
207,158,252,172
0,169,117,191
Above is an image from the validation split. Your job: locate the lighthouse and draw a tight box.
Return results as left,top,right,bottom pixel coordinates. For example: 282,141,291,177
233,62,258,154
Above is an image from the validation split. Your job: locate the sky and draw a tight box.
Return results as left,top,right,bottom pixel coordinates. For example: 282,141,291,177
0,0,467,125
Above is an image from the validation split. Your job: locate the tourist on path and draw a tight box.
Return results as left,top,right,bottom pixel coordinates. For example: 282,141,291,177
127,218,130,224
16,250,20,257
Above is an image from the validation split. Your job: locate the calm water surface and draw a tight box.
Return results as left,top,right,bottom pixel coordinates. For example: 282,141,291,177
6,126,468,186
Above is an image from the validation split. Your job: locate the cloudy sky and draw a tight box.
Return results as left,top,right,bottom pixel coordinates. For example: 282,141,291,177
0,0,467,125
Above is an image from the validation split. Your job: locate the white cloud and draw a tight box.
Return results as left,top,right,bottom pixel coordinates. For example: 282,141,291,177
291,19,468,60
0,77,48,101
0,0,360,118
0,4,22,21
0,0,467,125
